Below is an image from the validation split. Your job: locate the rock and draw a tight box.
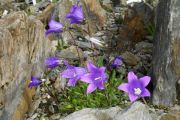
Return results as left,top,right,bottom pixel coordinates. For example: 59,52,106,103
116,2,154,51
49,105,55,113
170,104,180,111
146,0,159,7
61,102,152,120
54,76,67,92
114,102,152,120
0,11,50,120
122,51,140,66
135,41,153,53
50,113,61,120
36,3,55,24
76,41,92,49
160,111,180,120
101,0,113,11
61,107,121,120
130,2,154,24
57,45,84,60
0,0,14,17
52,0,107,35
152,0,180,106
28,98,41,116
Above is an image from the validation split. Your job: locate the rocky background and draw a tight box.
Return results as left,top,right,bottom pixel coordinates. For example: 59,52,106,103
0,0,179,120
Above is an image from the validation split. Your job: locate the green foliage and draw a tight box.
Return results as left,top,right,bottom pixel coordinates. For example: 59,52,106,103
58,68,128,114
52,0,59,3
56,38,67,50
97,56,105,67
145,22,155,36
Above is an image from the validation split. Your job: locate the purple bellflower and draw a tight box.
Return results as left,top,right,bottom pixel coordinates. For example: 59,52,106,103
61,64,86,86
45,19,63,36
118,72,151,102
28,76,42,88
111,56,122,69
80,63,108,94
45,57,61,68
66,2,85,24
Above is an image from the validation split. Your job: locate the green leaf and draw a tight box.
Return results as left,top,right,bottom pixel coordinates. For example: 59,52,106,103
97,56,104,67
65,104,73,109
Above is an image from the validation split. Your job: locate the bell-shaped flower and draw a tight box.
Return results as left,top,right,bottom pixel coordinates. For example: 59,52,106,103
44,57,61,68
28,76,42,88
118,72,151,102
111,56,122,69
61,65,86,86
80,63,108,94
66,3,85,24
45,19,63,36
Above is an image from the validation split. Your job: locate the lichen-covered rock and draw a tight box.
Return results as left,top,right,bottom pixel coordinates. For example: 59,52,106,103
61,106,121,120
152,0,180,106
160,111,180,120
61,102,152,120
0,11,50,120
122,51,140,66
57,45,84,60
51,0,107,40
114,102,152,120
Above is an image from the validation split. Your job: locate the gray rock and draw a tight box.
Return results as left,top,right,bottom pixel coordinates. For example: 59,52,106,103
122,51,140,66
152,0,180,106
130,2,154,24
50,113,61,120
114,102,152,120
61,102,152,120
135,41,153,53
61,107,121,120
54,76,67,92
76,41,92,49
49,105,55,113
57,45,84,60
0,11,50,120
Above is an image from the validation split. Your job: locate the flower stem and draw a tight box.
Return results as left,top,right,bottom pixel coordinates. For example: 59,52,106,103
142,97,147,105
68,31,82,63
44,83,59,103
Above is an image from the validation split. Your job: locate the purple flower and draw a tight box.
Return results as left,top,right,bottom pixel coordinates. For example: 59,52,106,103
45,57,61,68
118,72,151,102
28,76,42,88
61,65,86,86
80,63,108,94
66,3,84,24
111,56,122,69
45,19,63,36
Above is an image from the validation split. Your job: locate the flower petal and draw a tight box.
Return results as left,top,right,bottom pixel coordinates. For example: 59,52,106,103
87,84,97,94
48,20,63,29
96,81,105,90
75,67,86,76
80,73,93,83
128,71,138,83
73,6,84,20
118,83,129,93
99,67,106,73
45,29,63,36
67,78,77,86
44,57,60,68
28,76,42,88
61,68,75,78
139,76,151,87
87,62,97,72
128,93,139,102
141,88,151,97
